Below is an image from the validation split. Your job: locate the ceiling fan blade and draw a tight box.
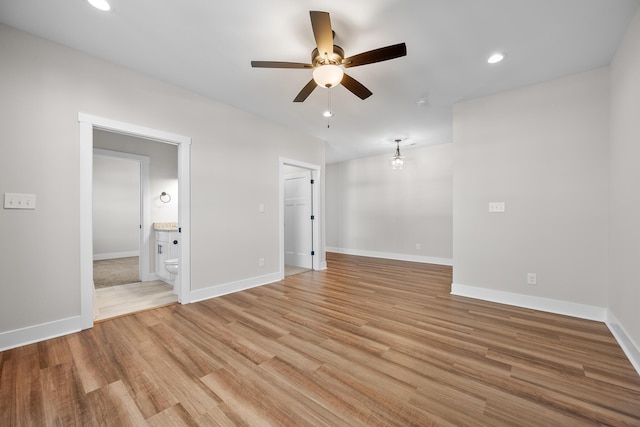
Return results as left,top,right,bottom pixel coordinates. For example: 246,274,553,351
251,61,312,69
342,43,407,68
293,79,318,102
341,73,373,100
310,11,334,56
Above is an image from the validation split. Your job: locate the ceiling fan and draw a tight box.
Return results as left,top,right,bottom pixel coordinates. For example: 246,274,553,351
251,11,407,102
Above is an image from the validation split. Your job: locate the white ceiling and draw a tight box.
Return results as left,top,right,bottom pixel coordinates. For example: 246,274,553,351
0,0,637,163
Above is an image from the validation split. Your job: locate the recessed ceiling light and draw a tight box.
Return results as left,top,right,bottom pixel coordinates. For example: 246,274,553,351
323,111,333,118
487,53,505,64
88,0,111,11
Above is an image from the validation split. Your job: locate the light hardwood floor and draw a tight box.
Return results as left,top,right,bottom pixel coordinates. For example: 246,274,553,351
2,253,639,426
94,280,178,321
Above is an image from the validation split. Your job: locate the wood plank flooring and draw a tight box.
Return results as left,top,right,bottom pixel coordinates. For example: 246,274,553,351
2,253,639,426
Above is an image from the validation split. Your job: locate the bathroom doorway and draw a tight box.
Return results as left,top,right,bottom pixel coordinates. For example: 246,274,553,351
79,113,192,329
92,134,179,320
92,149,145,284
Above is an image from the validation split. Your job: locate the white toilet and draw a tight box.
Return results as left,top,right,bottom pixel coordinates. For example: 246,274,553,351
164,258,179,275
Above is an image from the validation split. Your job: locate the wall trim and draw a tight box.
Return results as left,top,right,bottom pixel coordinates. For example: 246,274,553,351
606,310,640,376
450,283,606,321
189,272,282,304
327,247,453,266
0,316,82,352
93,251,140,261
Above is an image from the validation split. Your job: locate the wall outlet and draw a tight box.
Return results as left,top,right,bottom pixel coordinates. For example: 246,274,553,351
488,202,505,213
4,193,36,210
415,243,421,250
527,273,537,285
259,258,265,267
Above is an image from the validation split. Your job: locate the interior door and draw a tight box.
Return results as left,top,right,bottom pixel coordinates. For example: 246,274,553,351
284,171,313,269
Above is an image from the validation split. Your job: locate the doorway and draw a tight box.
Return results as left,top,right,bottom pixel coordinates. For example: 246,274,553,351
91,145,178,320
284,168,313,275
79,113,191,329
92,148,147,284
279,158,322,278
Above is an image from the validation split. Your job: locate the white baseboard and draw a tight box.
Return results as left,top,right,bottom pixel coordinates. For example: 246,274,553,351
606,310,640,376
93,251,139,261
326,247,453,266
450,283,606,321
0,316,82,352
189,272,282,303
451,283,640,375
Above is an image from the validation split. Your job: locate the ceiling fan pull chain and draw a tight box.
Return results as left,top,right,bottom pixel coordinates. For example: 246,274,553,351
327,89,332,128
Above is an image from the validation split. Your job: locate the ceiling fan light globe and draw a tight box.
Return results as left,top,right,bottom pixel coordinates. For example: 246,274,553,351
313,64,344,88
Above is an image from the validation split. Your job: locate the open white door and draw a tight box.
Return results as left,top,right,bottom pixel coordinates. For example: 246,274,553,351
284,171,313,269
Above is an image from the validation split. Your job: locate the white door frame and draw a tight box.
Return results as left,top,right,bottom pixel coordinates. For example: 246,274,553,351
93,148,151,282
279,157,322,278
79,113,191,329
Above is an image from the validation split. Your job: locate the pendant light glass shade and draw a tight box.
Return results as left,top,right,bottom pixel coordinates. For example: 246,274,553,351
391,139,404,170
313,64,344,88
391,155,404,170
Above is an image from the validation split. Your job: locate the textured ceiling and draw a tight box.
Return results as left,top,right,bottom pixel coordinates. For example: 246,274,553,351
0,0,637,163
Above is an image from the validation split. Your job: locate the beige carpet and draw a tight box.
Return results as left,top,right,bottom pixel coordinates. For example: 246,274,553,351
93,256,139,288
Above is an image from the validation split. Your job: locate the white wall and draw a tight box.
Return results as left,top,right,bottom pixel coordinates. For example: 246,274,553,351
92,155,140,257
326,143,453,264
0,24,324,336
452,67,610,312
609,8,640,358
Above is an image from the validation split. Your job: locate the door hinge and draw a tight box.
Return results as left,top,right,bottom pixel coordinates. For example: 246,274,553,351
310,215,315,220
179,227,182,233
310,179,314,184
311,251,315,256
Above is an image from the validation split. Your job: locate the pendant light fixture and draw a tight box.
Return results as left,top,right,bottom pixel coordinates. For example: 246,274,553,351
391,139,404,170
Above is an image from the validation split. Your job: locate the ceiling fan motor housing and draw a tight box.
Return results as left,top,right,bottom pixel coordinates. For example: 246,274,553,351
312,46,345,67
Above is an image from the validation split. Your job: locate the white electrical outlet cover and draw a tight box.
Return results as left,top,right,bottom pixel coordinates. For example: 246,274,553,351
4,193,36,210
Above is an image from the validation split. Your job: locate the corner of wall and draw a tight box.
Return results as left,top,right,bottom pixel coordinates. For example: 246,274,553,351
606,309,640,376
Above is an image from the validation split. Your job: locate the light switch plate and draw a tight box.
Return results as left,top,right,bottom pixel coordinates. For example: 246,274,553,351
488,202,505,213
4,193,36,210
